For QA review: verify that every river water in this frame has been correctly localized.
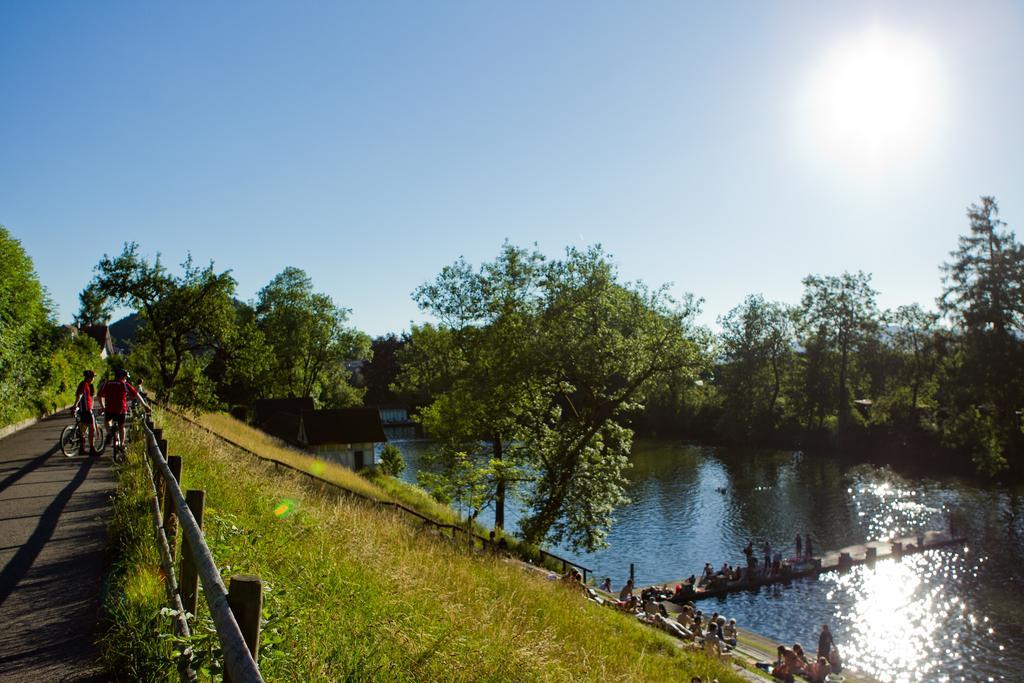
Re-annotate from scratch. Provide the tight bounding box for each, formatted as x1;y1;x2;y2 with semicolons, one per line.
393;440;1024;681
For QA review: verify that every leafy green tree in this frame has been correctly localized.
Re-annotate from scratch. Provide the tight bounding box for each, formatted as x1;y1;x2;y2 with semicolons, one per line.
362;333;409;405
377;443;406;477
91;243;237;407
73;282;113;327
938;197;1024;472
884;304;940;419
204;302;275;409
0;226;53;424
518;247;709;550
404;244;709;549
716;295;793;439
796;271;880;430
404;244;548;529
254;267;369;406
940;197;1024;336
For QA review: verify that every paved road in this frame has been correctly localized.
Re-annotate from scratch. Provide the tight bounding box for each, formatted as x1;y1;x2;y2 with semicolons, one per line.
0;411;116;682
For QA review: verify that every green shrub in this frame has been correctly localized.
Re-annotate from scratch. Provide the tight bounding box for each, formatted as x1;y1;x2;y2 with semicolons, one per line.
378;443;406;477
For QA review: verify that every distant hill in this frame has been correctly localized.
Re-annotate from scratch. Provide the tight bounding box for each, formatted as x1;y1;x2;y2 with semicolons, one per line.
109;313;143;348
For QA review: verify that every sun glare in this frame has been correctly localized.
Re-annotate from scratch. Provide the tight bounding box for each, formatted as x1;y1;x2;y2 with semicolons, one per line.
801;27;945;174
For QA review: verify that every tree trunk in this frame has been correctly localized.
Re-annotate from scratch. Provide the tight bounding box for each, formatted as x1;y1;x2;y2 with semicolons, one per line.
493;437;505;530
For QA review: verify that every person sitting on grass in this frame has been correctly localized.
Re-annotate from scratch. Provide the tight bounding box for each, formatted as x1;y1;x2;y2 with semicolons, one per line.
599;577;612;592
722;618;738;647
807;656;830;683
703;622;723;655
771;645;796;683
618;578;634;602
792;643;810;671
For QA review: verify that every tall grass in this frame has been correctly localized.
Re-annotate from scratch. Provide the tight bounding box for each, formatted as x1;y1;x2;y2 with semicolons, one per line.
97;409;743;681
96;433;176;679
192;412;581;571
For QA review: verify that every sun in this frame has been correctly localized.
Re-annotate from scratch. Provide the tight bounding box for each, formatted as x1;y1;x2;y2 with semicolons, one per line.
801;27;945;173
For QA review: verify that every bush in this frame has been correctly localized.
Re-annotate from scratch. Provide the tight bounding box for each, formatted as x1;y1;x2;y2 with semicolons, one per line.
378;443;405;477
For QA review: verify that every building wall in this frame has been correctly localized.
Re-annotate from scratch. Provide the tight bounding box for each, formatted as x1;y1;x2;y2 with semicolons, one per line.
312;442;378;470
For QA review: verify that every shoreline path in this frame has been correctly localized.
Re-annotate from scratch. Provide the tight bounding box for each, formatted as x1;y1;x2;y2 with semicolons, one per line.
0;411;115;682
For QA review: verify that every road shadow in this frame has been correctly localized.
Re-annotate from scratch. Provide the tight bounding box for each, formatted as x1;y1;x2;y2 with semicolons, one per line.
0;443;62;495
0;457;96;607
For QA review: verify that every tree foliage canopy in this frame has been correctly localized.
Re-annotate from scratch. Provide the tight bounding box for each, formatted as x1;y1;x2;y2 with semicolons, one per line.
92;243;237;406
255;267;370;406
403;243;709;550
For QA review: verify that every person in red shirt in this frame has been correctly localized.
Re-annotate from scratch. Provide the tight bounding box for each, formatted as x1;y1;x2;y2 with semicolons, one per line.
100;368;150;453
74;369;98;455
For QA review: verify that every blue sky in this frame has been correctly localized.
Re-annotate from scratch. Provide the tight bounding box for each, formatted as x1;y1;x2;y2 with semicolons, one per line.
2;1;1022;335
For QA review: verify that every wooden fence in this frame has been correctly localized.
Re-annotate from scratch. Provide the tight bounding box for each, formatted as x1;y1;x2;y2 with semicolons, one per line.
138;415;265;683
163;406;593;583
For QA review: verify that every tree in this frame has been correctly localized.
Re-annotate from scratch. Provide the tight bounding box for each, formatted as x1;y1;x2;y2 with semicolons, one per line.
362;333;409;405
0;226;52;424
938;197;1024;472
940;197;1024;336
886;304;939;415
517;247;709;550
796;271;879;430
403;244;710;550
403;244;548;529
91;243;237;406
73;282;113;327
254;267;369;406
204;301;275;409
716;295;793;438
377;443;406;477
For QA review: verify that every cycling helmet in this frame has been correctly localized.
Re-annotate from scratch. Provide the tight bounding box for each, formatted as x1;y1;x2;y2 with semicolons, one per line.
83;369;95;379
114;368;129;380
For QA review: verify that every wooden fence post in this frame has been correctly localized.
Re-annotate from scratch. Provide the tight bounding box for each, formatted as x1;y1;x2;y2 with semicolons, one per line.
225;575;263;683
163;455;183;547
179;489;205;618
149;428;163;495
629;563;635;585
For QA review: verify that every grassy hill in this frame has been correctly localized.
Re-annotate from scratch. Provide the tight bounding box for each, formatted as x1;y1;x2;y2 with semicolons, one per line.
99;409;744;681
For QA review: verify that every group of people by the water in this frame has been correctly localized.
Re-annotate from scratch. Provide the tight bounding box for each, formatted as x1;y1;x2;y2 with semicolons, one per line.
589;577;741;658
572;572;846;679
758;624;841;683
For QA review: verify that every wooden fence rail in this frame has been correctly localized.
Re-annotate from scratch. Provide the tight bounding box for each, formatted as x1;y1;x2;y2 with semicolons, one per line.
137;416;265;683
162;406;593;582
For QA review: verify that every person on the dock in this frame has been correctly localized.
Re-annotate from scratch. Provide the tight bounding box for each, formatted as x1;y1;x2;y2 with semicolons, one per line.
618;578;634;602
763;541;772;571
816;624;834;660
795;534;802;558
804;534;813;560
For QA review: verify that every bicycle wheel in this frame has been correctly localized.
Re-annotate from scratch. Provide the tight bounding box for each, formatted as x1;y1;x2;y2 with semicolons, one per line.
60;425;80;457
93;424;107;454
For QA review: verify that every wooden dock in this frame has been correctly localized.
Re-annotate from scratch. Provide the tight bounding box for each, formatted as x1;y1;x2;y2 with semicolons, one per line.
646;530;966;601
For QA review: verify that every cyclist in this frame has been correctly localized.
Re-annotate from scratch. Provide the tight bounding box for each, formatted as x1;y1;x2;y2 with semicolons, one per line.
74;369;98;455
99;368;150;454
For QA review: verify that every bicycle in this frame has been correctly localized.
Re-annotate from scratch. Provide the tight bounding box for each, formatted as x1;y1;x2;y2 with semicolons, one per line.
60;408;107;457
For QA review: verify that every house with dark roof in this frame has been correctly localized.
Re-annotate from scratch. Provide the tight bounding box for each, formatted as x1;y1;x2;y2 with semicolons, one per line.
253;397;315;441
79;325;115;358
298;408;387;470
376;404;421;440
